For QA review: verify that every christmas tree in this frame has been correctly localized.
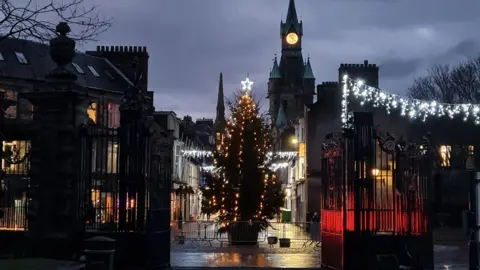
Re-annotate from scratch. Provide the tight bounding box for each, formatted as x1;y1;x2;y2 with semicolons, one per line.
201;77;285;236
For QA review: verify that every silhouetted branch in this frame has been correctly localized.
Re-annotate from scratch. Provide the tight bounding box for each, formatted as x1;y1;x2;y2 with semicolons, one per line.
0;0;112;44
407;57;480;103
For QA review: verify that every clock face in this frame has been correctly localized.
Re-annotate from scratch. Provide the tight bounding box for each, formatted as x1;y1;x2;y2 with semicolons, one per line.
286;32;298;45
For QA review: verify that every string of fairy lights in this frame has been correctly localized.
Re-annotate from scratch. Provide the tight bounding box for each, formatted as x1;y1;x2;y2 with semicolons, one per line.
183;149;297;172
342;74;480;128
215;77;271;221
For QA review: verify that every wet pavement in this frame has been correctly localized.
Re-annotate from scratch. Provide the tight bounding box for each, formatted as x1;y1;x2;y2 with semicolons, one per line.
171;252;322;268
171;245;468;269
170;227;473;269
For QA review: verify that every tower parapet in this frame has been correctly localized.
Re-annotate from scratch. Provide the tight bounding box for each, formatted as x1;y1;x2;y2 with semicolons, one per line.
338;60;379;87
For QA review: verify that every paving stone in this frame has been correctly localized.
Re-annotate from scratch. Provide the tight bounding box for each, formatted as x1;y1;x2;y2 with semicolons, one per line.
170;226;472;269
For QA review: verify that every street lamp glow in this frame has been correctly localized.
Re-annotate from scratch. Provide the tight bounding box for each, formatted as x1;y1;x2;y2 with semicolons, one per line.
291;138;299;145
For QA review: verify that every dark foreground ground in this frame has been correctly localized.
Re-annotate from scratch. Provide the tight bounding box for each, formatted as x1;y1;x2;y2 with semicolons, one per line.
0;228;470;269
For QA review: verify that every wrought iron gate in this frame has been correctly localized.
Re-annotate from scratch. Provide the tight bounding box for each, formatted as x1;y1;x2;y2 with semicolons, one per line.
320;112;434;270
79;121;172;268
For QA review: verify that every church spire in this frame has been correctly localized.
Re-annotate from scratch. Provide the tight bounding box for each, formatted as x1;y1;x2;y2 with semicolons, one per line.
286;0;299;25
281;0;302;35
215;72;225;132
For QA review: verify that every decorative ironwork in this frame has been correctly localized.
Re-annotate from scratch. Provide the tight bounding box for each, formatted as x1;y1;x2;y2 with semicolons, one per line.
374;127;396;154
46;22;77;81
120;57;149;112
321;114;434;270
1;144;30;165
322;132;342;151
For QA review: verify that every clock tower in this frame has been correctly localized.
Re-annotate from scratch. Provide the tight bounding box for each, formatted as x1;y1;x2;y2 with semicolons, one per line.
268;0;315;125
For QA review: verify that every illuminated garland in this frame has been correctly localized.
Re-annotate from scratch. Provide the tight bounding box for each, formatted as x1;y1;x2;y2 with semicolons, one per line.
183;150;297;159
342;74;480;128
182;150;213;158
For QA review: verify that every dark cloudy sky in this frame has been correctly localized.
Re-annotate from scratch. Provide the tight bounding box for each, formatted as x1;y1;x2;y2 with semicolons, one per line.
84;0;480;120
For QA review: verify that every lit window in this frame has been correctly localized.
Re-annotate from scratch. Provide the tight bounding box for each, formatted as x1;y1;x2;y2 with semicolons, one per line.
0;52;4;61
87;103;97;123
72;62;84;74
87;65;100;77
1;140;30;175
0;89;17;119
107;142;118;174
439;145;451;167
107;103;120;128
14;52;28;64
468;145;474;155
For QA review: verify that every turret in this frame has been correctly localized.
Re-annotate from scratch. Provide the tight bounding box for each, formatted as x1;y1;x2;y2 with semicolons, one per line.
268;55;282;94
317;81;339;105
338;60;379;88
268;55;283;120
302;56;315;105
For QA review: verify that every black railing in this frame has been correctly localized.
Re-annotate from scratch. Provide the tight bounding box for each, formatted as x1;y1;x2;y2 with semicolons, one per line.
0;140;30;231
79;124;163;232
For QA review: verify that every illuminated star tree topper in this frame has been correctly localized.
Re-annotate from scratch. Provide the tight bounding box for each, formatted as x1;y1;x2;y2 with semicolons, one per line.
241;75;254;94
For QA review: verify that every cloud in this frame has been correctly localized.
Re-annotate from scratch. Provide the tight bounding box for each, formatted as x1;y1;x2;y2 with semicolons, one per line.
379;58;424;79
74;0;480;119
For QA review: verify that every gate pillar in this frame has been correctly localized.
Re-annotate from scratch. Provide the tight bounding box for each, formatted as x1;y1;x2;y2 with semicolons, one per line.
23;22;89;259
146;130;173;269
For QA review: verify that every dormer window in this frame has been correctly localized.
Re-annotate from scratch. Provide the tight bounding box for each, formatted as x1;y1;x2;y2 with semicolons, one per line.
14;52;28;64
87;65;100;77
72;62;84;74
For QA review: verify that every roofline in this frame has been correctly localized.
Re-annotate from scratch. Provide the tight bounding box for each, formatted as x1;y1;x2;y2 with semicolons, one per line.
103;58;135;87
0;75;126;95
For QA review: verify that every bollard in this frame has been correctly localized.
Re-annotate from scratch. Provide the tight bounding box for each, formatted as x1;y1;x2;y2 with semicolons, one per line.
84;236;116;270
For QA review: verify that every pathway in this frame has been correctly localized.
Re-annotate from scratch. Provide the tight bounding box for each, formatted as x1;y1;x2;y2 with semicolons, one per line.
171;227;472;269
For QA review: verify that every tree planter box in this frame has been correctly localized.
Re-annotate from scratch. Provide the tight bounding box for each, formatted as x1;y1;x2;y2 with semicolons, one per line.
267;236;278;245
279;238;290;248
228;225;259;246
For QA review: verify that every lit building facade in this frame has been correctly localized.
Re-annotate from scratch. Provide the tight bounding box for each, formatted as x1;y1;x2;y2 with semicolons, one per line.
0;39;152;231
292;117;307;222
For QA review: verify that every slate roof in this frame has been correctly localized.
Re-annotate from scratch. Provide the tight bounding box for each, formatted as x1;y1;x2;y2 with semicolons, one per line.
269;56;282;79
303;58;314;79
0;37;131;93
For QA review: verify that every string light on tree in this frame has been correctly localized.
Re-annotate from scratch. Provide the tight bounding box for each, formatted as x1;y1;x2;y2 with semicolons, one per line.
341;74;480;127
199;76;285;236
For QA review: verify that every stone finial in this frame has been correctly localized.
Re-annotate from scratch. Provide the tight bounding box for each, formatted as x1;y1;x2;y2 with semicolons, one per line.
46;22;77;82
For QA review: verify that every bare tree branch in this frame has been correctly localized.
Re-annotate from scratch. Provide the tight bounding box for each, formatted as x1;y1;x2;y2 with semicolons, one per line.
407;56;480;103
0;0;112;45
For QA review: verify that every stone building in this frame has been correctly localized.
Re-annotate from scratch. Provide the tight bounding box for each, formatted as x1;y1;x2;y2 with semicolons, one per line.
267;0;315;126
0;37;153;231
307;60;480;226
264;0;316;222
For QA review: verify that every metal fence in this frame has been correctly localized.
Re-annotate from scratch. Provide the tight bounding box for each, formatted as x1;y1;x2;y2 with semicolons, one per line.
0;139;30;231
80;125;121;232
170;220;320;248
80;124;154;232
